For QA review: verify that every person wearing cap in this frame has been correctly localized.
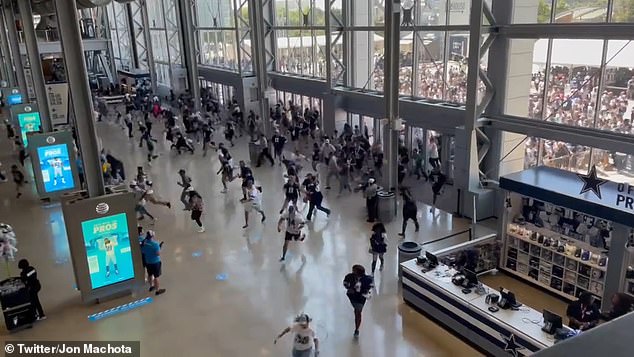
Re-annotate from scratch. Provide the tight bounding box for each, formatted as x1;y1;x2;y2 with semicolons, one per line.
277;204;306;261
274;313;319;357
187;188;205;233
141;230;166;295
364;178;379;223
177;169;193;210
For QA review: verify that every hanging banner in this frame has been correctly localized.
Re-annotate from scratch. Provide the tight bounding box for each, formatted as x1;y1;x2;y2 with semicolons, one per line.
46;83;70;126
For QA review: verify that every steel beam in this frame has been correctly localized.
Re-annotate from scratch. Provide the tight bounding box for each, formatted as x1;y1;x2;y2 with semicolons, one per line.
383;0;400;194
0;4;13;85
17;0;51;131
497;23;634;40
4;2;27;102
55;0;105;197
179;0;200;111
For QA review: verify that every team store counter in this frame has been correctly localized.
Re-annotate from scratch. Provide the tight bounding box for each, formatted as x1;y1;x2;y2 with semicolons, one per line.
401;259;559;356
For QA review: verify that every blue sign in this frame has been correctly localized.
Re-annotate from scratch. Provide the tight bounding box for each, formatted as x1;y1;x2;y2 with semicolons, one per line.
38;144;75;193
81;213;135;290
6;93;22;105
17;111;41;147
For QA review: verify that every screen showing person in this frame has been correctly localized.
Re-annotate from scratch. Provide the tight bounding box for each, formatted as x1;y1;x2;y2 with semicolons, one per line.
81;213;135;289
37;144;75;193
17;112;42;147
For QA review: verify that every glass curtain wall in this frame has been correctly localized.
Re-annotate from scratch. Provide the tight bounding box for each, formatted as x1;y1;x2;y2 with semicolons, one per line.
107;1;132;70
503;1;634;183
194;0;252;73
272;0;328;78
147;0;183;86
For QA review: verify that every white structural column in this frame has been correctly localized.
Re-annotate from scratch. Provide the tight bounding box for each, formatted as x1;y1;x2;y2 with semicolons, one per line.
350;0;372;89
497;0;540;176
383;0;400;200
0;6;13;85
17;0;51;131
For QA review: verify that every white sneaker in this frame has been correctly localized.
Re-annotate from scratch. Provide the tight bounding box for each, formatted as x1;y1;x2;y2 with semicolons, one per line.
198;226;205;233
220;188;228;193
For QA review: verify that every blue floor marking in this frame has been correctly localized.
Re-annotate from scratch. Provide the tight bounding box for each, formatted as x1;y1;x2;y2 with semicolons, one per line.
215;273;228;281
192;251;203;257
88;297;153;322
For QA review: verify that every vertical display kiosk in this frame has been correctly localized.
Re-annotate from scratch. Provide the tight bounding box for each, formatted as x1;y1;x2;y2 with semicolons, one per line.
499;166;633;311
1;87;23;106
27;131;80;199
10;103;42;148
61;192;144;303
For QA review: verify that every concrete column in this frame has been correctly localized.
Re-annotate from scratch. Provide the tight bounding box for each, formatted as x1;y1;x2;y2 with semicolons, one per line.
351;0;372;89
178;0;200;111
3;2;27;98
17;0;52;131
55;0;105;197
248;0;271;136
322;92;345;137
138;1;157;92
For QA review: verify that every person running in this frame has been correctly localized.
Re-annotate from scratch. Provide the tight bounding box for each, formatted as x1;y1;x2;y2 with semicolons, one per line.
343;265;374;338
224;122;235;147
311;143;321;171
303;173;330;221
187;187;205;232
428;136;440;170
131;181;156;223
412;148;427;180
238;161;255;199
364;178;379;223
242;181;266;228
324;153;340;190
124;112;134;138
146;137;158;165
18;259;46;320
141;230;166;295
256;134;275;167
399;188;419;237
338;158;352;196
429;167;447;215
218;155;235;194
280;177;301;214
177;169;192;210
144;180;171;209
369;223;387;275
202;124;214;157
277;205;306;261
271;130;287;165
11;164;26;198
274;313;320;357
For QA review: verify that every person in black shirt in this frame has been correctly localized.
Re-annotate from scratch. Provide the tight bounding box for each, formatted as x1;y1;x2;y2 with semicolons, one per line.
202;124;214;157
280;179;300;214
602;293;633;322
11;164;25;198
177;169;192;210
343;264;374;338
271;131;287;164
566;292;600;330
303;174;331;221
18;259;45;320
239;161;255;199
429;167;447;214
399;188;419;237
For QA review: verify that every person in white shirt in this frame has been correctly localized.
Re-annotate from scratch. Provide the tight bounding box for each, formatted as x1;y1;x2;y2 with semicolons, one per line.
256;134;274;167
428;136;440;169
274;313;319;357
277;205;305;261
242;181;266;228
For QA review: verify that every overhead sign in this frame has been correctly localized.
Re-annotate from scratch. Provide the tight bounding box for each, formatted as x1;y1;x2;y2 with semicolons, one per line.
28;130;80;198
46;83;69;126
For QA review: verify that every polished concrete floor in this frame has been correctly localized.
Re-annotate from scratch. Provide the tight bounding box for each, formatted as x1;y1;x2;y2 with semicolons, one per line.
0;118;499;356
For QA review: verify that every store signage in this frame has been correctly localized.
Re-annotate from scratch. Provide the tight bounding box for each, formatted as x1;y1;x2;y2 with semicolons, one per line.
17;110;42;148
46;83;69;126
80;213;134;290
577;165;634;210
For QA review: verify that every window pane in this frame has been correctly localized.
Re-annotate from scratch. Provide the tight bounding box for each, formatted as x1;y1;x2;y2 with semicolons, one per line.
554;0;608;23
593;149;634;185
445;32;468;103
400;31;413;96
504;39;547;118
147;0;164;28
415;31;445;99
196;0;235;28
539;139;590;174
545;39;602;128
512;0;552;24
597;40;634;134
448;0;469;25
611;0;634;22
418;0;447;26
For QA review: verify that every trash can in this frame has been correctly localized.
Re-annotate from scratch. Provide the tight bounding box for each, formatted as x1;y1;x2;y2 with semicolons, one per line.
0;278;36;331
248;142;260;165
377;190;396;223
398;241;422;279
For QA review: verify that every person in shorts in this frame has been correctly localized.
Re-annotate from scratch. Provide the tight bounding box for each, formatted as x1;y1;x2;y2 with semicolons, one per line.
277;205;305;261
274;313;320;357
141;230;166;296
343;264;374;338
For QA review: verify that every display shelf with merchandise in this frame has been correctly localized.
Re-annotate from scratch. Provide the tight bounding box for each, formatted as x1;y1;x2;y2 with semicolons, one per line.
504;224;607;305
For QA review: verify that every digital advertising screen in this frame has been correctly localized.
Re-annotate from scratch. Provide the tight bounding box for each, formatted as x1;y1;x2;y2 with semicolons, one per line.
37;144;75;193
81;213;135;290
6;93;22;105
17;112;42;147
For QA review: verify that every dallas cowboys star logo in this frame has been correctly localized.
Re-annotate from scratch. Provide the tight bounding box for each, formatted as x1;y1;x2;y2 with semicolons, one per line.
576;165;607;199
501;333;525;357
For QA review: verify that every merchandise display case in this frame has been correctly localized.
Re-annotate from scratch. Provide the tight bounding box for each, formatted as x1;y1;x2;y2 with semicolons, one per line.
499;167;634;312
433;234;500;274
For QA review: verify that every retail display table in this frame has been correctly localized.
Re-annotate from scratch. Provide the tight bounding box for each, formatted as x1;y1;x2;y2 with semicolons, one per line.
401;259;561;356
